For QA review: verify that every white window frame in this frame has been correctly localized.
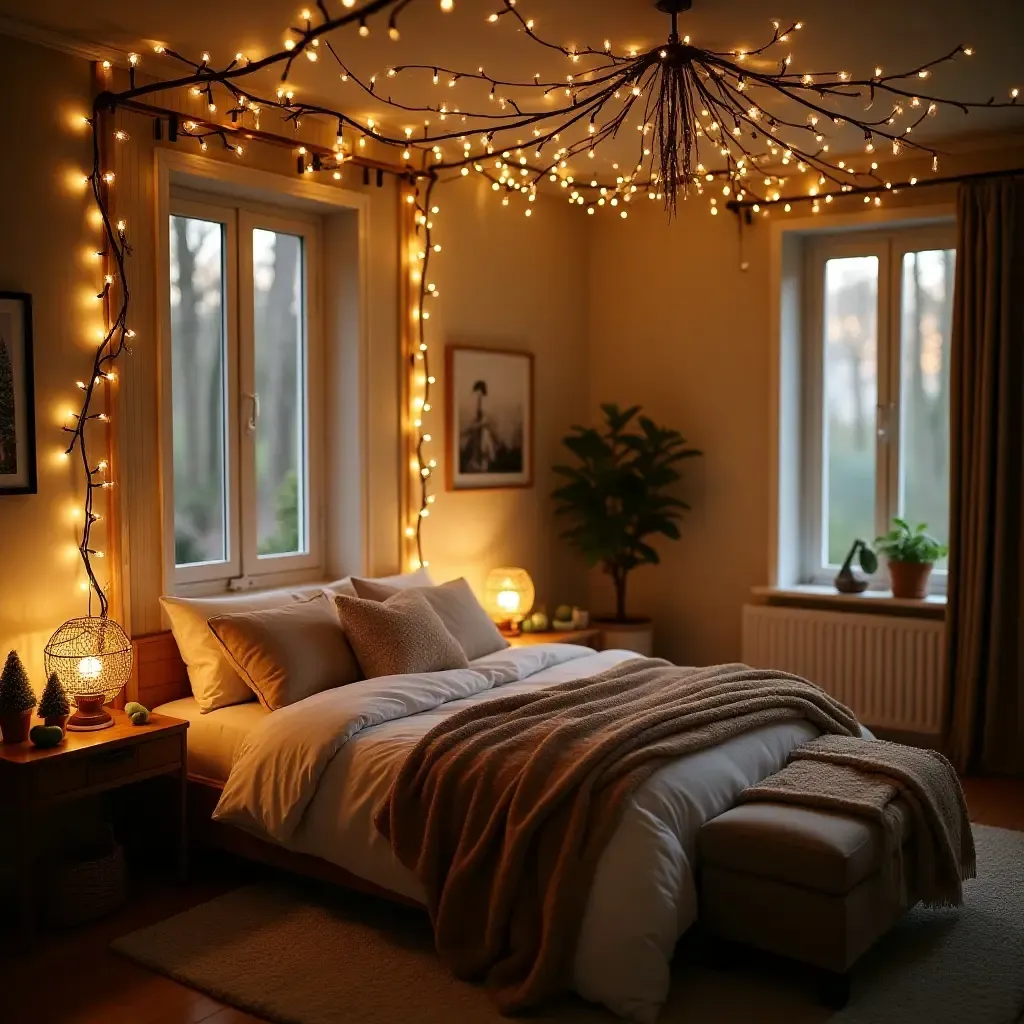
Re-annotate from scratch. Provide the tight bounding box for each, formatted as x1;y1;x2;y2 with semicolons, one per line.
801;223;955;591
162;188;324;592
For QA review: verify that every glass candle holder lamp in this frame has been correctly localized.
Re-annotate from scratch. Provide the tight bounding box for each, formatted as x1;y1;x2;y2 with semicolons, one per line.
484;567;536;633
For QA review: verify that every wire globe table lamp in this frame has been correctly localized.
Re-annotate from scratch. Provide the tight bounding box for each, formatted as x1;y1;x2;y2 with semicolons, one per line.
44;617;134;731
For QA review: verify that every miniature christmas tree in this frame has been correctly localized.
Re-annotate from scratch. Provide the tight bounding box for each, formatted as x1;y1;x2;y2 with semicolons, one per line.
0;651;36;713
38;672;70;720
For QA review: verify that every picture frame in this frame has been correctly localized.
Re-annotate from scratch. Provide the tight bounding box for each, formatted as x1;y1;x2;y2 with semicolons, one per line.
446;346;534;491
0;292;36;496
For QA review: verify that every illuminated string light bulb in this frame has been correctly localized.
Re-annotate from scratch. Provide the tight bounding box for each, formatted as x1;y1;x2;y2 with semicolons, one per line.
358;18;369;37
440;0;454;9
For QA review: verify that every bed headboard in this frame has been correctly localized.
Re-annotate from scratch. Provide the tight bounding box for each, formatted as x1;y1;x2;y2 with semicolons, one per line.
130;631;191;709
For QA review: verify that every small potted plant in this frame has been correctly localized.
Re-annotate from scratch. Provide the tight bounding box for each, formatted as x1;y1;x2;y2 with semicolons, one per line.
834;539;878;594
0;650;37;744
553;403;701;655
875;518;948;599
38;672;71;733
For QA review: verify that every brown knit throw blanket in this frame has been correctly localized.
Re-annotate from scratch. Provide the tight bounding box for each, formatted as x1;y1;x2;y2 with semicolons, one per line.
374;659;860;1013
741;735;976;908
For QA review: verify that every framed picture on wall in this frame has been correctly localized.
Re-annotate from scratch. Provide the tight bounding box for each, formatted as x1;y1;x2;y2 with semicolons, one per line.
0;292;36;496
446;346;533;491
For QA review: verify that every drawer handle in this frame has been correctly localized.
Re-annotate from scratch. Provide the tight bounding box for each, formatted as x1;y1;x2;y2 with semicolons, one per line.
95;748;134;765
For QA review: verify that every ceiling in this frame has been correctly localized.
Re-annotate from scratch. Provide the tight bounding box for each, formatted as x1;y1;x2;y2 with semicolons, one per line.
4;0;1023;173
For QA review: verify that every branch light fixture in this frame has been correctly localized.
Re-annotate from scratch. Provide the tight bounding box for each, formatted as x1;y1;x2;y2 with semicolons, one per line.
58;0;1020;606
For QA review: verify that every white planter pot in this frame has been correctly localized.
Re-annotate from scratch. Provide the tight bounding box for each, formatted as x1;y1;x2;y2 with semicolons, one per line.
598;621;654;657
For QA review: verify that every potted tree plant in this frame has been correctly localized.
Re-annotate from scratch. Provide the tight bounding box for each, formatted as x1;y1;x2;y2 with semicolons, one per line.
38;672;71;733
875;518;948;599
553;404;701;655
0;650;37;744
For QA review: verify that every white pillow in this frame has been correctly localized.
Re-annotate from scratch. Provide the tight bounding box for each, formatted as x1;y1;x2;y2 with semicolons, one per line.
161;587;314;712
321;567;434;599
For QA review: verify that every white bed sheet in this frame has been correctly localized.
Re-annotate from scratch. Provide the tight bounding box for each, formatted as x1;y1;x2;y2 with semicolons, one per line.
155;697;268;783
214;645;828;1021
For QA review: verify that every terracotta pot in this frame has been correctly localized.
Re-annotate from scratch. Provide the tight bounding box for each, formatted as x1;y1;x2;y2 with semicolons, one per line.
888;561;933;600
44;715;70;733
0;709;32;745
595;619;654;657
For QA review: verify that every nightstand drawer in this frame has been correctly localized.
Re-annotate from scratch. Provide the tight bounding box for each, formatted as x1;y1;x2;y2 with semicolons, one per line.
33;758;86;799
87;745;139;787
138;736;182;772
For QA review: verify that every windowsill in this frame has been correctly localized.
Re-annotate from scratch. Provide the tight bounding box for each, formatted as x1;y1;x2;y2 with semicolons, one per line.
752;585;947;619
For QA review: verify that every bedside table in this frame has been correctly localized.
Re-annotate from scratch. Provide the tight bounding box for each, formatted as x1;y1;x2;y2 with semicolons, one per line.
505;628;602;649
0;709;188;941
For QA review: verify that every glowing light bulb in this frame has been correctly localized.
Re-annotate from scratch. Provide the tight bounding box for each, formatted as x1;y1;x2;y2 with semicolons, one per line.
78;656;103;682
440;0;454;9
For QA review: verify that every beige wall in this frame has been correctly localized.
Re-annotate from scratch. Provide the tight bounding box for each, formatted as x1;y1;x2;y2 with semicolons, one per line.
0;39;96;686
414;175;590;612
587;202;772;666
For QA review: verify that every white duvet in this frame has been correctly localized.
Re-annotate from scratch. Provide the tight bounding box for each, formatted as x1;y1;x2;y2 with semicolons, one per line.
214;645;822;1022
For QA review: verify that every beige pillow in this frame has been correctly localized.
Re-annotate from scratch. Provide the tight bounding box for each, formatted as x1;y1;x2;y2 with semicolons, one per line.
352;577;508;662
321;566;435;600
334;590;469;679
161;587;316;712
208;595;362;712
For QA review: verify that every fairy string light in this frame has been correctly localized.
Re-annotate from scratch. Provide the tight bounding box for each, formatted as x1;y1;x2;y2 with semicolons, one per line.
65;0;1022;606
67;0;450;614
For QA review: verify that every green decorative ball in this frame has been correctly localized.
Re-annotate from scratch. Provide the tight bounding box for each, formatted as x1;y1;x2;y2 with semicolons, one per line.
29;725;64;749
519;617;535;633
130;709;150;726
530;611;549;632
555;605;573;623
124;701;148;717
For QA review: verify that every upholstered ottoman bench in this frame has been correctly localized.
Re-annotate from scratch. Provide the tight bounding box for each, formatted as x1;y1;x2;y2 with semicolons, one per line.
697;801;915;1007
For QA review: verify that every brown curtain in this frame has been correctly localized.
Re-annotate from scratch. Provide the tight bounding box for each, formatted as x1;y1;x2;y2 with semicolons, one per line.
945;176;1024;776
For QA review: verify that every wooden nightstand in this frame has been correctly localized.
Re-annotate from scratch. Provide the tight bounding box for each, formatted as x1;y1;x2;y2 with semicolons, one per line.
504;628;603;649
0;710;188;941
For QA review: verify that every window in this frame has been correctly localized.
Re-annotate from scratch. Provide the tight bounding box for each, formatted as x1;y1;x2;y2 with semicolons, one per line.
802;226;955;587
165;192;321;588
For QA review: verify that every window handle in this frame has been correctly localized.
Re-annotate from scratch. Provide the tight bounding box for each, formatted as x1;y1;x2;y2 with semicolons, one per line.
244;392;260;435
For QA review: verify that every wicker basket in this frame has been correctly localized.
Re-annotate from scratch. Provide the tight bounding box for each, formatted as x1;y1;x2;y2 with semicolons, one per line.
45;834;127;928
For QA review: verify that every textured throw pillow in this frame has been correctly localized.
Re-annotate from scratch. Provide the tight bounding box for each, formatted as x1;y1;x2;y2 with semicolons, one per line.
334;590;469;679
161;587;316;713
352;577;508;662
208;594;362;712
321;566;435;600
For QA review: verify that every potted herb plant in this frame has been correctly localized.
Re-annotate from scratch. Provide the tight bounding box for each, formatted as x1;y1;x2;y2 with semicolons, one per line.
553;403;701;655
875;518;948;599
0;650;37;744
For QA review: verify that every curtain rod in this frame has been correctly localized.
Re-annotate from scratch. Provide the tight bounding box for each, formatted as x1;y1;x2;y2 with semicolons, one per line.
727;166;1024;219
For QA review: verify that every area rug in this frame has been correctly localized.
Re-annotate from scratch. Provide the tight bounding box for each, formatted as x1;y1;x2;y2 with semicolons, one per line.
112;825;1024;1024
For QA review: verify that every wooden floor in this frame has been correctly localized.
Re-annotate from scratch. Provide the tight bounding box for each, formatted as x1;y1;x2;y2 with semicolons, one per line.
1;777;1022;1024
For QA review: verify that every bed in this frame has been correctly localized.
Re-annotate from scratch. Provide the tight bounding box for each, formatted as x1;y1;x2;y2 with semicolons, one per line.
140;631;824;1022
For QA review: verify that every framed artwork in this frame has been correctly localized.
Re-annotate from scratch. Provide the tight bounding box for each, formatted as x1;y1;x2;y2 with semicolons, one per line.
446;346;533;491
0;292;36;496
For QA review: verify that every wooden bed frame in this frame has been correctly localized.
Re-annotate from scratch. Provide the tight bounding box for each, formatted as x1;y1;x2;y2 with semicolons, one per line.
130;631;420;907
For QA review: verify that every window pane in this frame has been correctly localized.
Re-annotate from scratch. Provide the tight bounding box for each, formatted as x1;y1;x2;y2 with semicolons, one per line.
252;228;307;558
899;249;954;568
169;215;228;567
822;256;878;565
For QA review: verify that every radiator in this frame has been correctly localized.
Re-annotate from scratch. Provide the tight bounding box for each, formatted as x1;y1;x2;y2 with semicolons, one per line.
741;605;946;733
